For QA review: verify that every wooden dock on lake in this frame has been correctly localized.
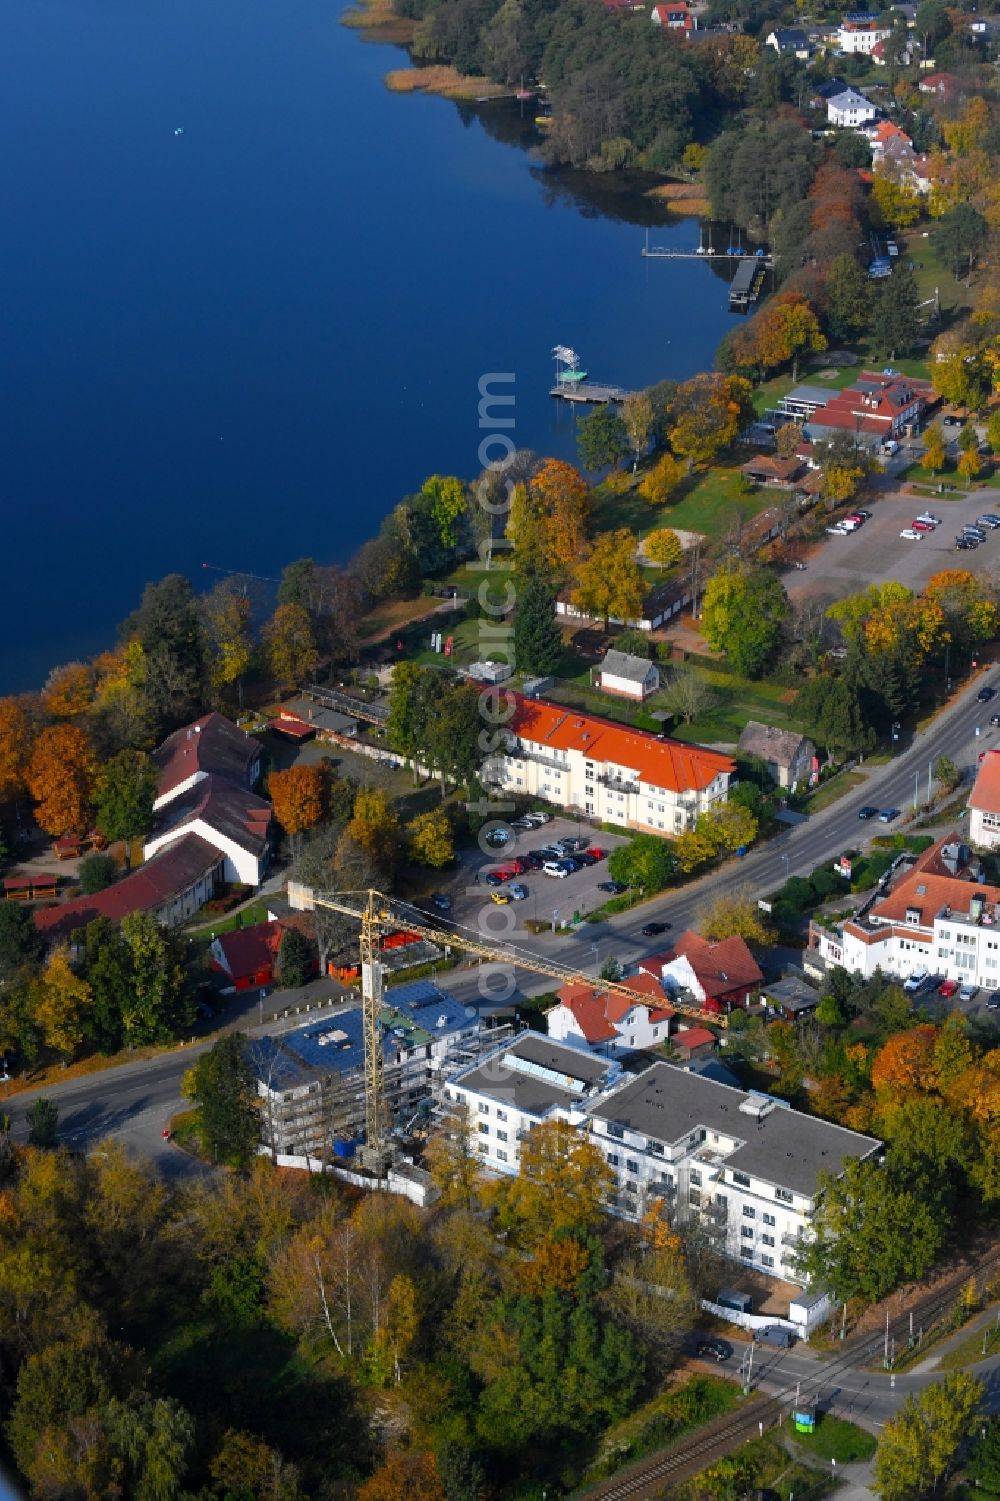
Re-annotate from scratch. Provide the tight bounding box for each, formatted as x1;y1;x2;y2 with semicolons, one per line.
549;380;634;404
641;247;774;267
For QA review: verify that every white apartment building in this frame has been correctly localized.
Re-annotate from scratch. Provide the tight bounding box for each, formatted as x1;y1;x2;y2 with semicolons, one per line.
486;694;734;835
970;750;1000;850
838;14;892;52
812;835;1000;990
446;1034;880;1284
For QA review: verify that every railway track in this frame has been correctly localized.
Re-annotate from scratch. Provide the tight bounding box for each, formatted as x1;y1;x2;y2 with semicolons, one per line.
577;1239;1000;1501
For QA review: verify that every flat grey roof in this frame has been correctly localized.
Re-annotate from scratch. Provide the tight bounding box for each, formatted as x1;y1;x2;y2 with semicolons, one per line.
588;1063;879;1198
456;1034;612;1118
782;385;832;407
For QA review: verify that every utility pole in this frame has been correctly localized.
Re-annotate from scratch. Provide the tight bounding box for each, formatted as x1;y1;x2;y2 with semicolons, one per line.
884;1309;891;1367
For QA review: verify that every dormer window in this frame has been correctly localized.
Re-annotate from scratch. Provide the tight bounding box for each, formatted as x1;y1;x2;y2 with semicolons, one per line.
905;906;921;925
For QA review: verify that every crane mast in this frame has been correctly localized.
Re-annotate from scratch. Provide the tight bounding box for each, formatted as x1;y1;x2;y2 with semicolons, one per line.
307;888;725;1174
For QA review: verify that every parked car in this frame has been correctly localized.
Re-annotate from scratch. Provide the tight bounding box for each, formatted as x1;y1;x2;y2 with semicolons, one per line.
520;851;543;870
482;872;502;887
965;525;988;541
879;807;901;823
587;846;607;860
696;1338;733;1363
523;811;551;826
882;439;900;456
827;523;850;536
978;515;1000;530
560;856;583;872
430;893;452;912
900;528;924;541
911;519;935;532
978;686;996;703
511;816;534;831
858;805;879;820
841;516;862;532
641;920;670;937
543;861;571;878
956;536;978;551
990;715;1000;728
484;827;512;848
987;991;1000;1010
942;415;963;429
559;836;590;853
959;984;978;1003
904;968;930;993
508;883;528;901
854;508;872;519
490;889;511;904
536;847;562;862
573;851;597;867
754;1326;796;1349
915;512;941;527
598;880;626;894
937;978;959;998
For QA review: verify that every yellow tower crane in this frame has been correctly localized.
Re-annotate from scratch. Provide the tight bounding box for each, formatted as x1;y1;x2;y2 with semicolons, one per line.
308;888;727;1174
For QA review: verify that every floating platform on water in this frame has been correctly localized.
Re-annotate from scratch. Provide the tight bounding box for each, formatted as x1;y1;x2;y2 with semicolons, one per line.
549;381;634;404
728;257;768;308
641;248;774;267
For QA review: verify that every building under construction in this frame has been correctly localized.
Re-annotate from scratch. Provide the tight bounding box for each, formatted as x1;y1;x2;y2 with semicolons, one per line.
250;979;513;1162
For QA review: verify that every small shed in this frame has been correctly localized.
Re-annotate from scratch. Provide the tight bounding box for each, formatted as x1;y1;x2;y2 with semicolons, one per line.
467;660;513;685
763;975;821;1022
597;650;660;702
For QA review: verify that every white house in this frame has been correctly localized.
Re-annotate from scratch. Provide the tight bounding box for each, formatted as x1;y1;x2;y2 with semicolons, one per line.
153;712;262;812
827;88;877;127
446;1033;881;1284
642;931;763;1013
143;776;273;886
811;834;1000;991
969;751;1000;850
597;650;660;702
838;13;892;52
766;27;811;56
545;975;676;1053
485;693;734;835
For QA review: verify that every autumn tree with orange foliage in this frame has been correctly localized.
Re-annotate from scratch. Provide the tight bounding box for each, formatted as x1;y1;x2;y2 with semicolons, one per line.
508;459;591;579
41;662;95;719
0;697;33;802
870;1023;939;1100
359;1450;446;1501
518;1231;593;1299
269;765;327;844
26;723;97;836
728;292;827;381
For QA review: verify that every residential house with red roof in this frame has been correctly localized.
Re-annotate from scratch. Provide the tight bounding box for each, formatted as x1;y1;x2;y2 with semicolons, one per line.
144;775;273;886
487;694;734;834
153;712;262;812
211;916;318;990
640;931;763;1013
36;835;225;941
545;974;675;1053
970;749;1000;850
651;2;696;30
805;371;933;449
811;834;1000;988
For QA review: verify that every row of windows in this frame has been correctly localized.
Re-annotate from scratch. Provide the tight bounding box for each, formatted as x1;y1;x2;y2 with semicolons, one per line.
742;1207;777;1225
477;1103;507;1121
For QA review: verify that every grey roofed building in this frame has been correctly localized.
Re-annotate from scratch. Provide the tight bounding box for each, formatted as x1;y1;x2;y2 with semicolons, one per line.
588;1063;879;1199
454;1032;618;1119
737;720;816;789
768;26;809;48
763;975;822;1020
278;698;359;736
601;649;657;684
776;384;836;420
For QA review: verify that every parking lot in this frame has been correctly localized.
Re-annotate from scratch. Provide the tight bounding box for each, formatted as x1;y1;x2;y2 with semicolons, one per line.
438;815;633;934
789;487;1000;610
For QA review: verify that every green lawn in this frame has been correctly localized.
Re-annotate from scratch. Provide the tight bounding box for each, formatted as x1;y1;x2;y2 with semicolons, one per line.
787;1414;876;1464
938;1315;1000;1370
804;769;868;815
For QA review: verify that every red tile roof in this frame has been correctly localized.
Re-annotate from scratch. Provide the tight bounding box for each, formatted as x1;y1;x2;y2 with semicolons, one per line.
665;930;763;1000
216;921;283;979
151;776;273;856
551;975;674;1043
35;834;222;940
971;750;1000;814
154;713;260;801
862;833;1000;927
509;695;734;794
673;1026;717;1052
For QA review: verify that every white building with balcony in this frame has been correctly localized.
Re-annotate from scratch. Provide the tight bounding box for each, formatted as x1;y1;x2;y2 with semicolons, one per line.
838;14;892;52
485;694;734;835
811;834;1000;990
445;1033;880;1284
970;750;1000;851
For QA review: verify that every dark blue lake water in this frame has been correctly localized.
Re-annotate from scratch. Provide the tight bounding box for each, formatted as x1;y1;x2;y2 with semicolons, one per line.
1;0;738;691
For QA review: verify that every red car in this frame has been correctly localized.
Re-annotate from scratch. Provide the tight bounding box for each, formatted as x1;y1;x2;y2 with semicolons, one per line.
938;979;959;998
586;846;607;860
911;519;935;532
